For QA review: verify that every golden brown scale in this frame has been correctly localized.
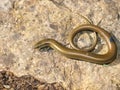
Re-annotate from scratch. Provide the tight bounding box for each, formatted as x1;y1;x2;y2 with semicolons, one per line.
34;24;117;64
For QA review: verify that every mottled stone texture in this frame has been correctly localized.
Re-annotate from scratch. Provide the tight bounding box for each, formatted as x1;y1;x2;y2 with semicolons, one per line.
0;70;64;90
0;0;120;90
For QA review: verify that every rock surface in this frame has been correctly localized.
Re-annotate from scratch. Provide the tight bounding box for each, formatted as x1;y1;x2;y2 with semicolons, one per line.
0;0;120;90
0;70;64;90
